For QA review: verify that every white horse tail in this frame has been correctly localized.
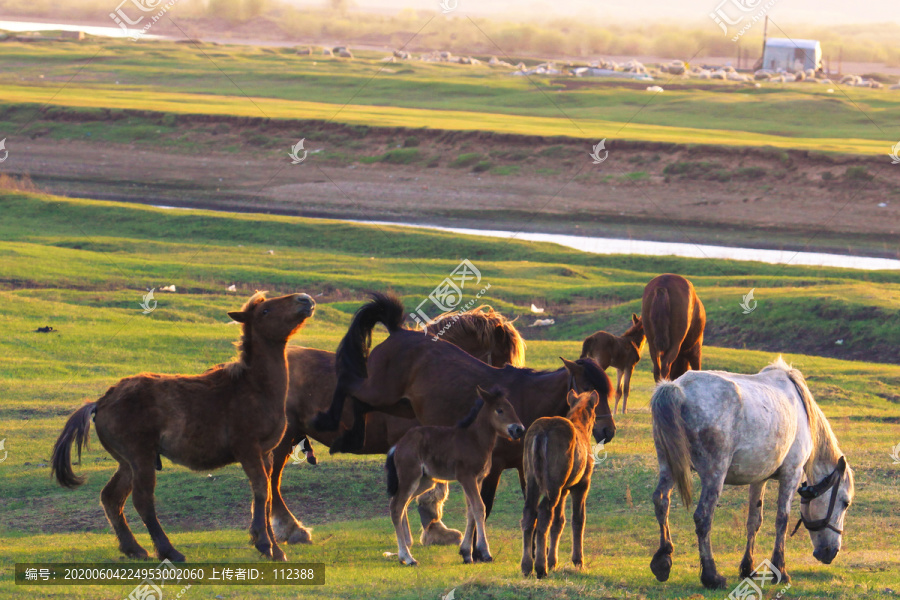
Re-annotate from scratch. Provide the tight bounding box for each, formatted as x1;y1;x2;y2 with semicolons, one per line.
651;382;692;507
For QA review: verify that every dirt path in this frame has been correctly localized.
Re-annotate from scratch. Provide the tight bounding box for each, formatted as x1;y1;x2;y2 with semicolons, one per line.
7;127;899;259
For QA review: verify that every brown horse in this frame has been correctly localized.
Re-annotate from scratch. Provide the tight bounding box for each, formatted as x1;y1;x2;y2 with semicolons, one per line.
312;293;615;558
51;292;315;562
521;389;600;578
386;386;525;566
641;274;705;382
580;313;646;414
270;305;527;547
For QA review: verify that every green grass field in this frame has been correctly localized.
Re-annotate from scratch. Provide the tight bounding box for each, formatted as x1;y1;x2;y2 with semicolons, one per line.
0;38;896;154
1;191;899;599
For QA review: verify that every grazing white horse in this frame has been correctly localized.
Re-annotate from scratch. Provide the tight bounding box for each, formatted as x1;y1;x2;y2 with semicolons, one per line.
649;357;855;589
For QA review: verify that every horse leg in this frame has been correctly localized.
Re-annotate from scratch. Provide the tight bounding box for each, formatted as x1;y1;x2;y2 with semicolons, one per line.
263;452;287;561
694;470;728;589
459;491;477;564
460;476;492;563
237;450;279;559
390;478;420;566
740;481;767;578
688;344;701;371
270;435;313;545
769;469;804;583
130;457;184;562
613;368;624;415
570;481;590;569
329;397;369;454
621;365;635;414
650;468;675;581
468;465;502;562
417;482;463;546
534;493;557;579
520;477;540;576
101;463;148;559
670;354;690;381
547;488;569;572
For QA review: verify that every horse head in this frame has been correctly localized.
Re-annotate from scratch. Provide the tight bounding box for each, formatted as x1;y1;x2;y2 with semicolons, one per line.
796;455;855;564
560;357;616;443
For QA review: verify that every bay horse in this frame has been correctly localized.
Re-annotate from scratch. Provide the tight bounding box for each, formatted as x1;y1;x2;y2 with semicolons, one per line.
641;274;705;382
51;292;315;562
270;305;527;547
580;313;645;414
386;386;525;566
649;357;855;589
312;292;615;556
521;389;600;578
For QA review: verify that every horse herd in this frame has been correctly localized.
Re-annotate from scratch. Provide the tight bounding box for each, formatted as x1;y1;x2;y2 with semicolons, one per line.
51;273;855;589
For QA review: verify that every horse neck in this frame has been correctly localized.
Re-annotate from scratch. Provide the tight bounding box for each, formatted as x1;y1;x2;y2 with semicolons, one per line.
497;368;569;426
466;407;501;452
245;337;290;399
805;403;842;480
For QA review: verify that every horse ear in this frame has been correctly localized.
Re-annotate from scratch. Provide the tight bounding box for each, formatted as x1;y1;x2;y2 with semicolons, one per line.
476;385;496;403
228;311;249;323
587;390;600;408
632;313;640;324
566;389;579;408
560;357;580;374
837;456;847;474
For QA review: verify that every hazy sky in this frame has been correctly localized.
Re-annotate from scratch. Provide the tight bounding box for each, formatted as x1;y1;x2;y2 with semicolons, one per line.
303;0;900;24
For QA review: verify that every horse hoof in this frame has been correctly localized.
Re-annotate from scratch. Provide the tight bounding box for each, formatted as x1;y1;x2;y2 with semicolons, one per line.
159;549;186;563
474;553;493;564
122;545;149;560
536;568;547;579
521;563;533;577
701;573;727;590
255;542;274;558
739;558;753;579
287;527;313;545
272;546;288;562
650;551;672;582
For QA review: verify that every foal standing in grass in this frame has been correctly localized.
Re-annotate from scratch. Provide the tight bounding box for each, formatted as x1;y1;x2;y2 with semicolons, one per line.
581;314;645;414
521;389;600;578
385;386;525;566
51;292;315;562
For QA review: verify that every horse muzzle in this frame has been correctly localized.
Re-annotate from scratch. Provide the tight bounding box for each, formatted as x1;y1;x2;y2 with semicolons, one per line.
507;424;526;440
294;293;316;315
594;426;615;444
813;546;838;564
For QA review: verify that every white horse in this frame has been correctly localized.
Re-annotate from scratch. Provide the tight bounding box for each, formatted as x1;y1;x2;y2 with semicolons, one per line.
649;357;855;589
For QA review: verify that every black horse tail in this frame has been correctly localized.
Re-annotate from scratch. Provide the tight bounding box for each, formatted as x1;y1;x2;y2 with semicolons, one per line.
650;288;671;351
312;292;406;432
385;447;399;497
650;382;692;508
51;402;97;489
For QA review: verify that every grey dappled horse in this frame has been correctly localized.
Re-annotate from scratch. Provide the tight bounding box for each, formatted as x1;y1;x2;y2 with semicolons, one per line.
649;357;855;589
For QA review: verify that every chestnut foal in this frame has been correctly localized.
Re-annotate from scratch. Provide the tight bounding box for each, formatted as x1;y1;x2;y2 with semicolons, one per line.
521;389;600;578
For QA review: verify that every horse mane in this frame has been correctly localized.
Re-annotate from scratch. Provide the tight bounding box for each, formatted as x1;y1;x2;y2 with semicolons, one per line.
426;305;526;367
224;291;268;379
456;398;485;429
764;356;842;474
